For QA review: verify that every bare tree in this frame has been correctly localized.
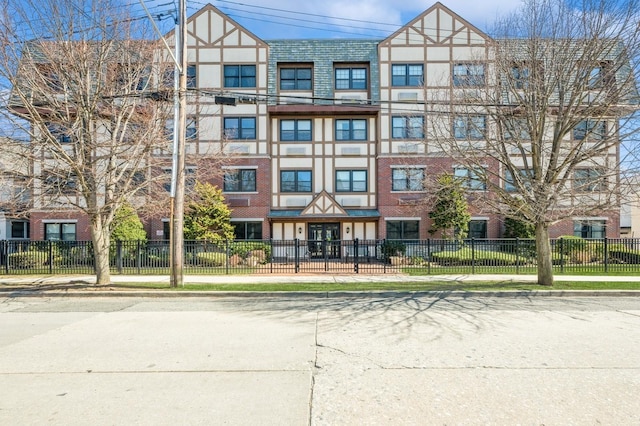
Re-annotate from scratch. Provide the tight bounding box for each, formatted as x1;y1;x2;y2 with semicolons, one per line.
427;0;640;285
0;137;31;218
0;0;173;284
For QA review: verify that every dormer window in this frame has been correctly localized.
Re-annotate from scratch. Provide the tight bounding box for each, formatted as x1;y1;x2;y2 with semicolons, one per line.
335;66;367;90
280;66;312;90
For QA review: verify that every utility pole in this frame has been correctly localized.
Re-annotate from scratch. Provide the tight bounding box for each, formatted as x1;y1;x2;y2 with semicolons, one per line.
169;0;187;287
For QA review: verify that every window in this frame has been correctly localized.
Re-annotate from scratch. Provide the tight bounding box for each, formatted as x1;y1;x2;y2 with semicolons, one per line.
116;170;146;195
386;220;419;240
164;117;197;140
453;115;486;139
224;169;256;192
453;64;485;86
224;65;256;88
280;67;312;90
280;170;312;192
392;116;424;139
45;223;76;241
586;62;613;89
10;221;29;239
113;64;150;92
46;123;72;143
162;167;196;192
12;177;30;204
163;220;170;240
574;168;605;192
574;220;605;238
233;221;263;240
186;65;196;88
335;67;367;90
335;170;367;192
44;172;76;195
391;64;423;86
280;119;312;141
392;168;424;191
468;220;488;239
224;117;256;140
573;120;606;140
503;117;531;140
504;168;530;192
186;118;197;140
454;167;486;190
511;64;531;89
163;64;196;88
335;119;367;141
38;65;62;92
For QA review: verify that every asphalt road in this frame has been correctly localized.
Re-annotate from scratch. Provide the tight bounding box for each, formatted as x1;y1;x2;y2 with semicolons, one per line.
1;295;639;425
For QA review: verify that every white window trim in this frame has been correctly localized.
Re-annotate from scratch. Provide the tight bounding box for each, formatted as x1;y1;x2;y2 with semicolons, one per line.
573;216;608;221
384;217;421;221
42;219;79;224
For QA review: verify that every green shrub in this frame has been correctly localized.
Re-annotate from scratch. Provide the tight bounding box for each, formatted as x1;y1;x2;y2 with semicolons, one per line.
64;245;94;266
195;252;227;267
229;241;272;262
381;241;406;260
555;236;587;256
430;248;520;266
551;252;570;265
608;245;640;264
8;251;46;268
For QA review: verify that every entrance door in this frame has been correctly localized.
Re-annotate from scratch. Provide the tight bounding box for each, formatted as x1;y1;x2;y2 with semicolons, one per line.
308;223;341;259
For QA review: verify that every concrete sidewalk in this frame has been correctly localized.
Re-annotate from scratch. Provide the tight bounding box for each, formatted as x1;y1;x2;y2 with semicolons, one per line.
1;273;640;298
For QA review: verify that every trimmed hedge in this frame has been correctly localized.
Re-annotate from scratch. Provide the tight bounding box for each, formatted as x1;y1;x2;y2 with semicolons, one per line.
430;247;521;266
8;251;47;268
195;252;227;267
607;245;640;264
229;241;271;263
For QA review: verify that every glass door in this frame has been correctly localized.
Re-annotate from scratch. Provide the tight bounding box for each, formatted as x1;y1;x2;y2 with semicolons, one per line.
308;223;341;259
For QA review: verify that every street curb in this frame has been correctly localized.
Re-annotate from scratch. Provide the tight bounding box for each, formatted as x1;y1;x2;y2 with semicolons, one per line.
2;289;640;298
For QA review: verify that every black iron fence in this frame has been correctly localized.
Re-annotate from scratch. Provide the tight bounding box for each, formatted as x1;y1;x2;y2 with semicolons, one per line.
2;237;640;275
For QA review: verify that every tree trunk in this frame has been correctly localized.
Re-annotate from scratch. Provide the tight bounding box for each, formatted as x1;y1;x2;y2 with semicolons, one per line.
535;222;554;286
91;219;111;285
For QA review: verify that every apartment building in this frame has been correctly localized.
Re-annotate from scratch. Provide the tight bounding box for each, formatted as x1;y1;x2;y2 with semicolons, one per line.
0;138;30;240
17;2;633;244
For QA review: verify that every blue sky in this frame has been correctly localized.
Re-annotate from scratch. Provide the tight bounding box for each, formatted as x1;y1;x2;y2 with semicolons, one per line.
134;0;524;40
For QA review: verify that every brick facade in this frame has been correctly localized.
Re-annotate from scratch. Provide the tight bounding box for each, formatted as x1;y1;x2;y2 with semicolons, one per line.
23;3;625;243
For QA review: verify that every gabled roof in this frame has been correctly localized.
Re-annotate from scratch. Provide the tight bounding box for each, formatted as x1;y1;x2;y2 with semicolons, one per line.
379;2;492;47
166;3;267;48
301;190;347;217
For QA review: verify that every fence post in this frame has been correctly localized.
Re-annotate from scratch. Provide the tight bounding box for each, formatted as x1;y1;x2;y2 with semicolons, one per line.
559;237;564;273
604;237;608;273
471;238;476;274
225;240;230;275
354;238;359;273
116;241;122;274
136;240;141;275
427;238;431;275
48;240;53;274
295;238;300;273
382;239;387;274
515;238;520;275
3;240;8;274
269;238;273;273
